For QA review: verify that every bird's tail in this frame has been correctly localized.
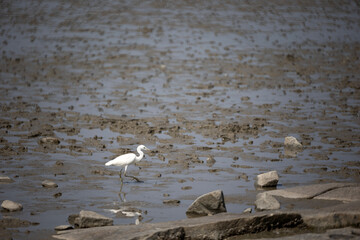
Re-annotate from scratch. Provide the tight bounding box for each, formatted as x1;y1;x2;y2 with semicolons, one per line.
105;160;113;166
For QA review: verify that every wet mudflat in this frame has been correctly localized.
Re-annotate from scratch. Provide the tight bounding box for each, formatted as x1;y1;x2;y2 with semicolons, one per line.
0;0;359;239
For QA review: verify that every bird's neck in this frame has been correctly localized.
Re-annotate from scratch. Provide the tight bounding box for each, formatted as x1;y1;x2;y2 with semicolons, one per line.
135;150;144;162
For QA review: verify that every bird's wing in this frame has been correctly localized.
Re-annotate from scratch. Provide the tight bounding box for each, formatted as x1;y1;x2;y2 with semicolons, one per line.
105;153;136;166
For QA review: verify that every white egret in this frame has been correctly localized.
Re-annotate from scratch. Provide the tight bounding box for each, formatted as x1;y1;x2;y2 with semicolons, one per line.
105;145;150;182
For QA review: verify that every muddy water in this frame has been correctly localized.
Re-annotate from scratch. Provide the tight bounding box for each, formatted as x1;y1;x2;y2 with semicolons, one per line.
1;0;360;238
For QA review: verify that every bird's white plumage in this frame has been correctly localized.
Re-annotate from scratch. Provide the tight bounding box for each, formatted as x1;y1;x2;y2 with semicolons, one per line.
105;153;137;167
105;145;150;182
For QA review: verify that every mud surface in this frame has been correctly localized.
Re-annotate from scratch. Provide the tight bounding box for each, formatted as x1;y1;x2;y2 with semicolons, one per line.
1;0;360;239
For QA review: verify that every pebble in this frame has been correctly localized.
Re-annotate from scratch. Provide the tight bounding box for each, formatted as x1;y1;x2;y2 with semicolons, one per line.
243;208;252;213
55;225;73;231
53;192;62;198
1;200;23;212
42;180;58;188
206;156;216;167
40;137;60;145
0;176;14;183
163;199;181;205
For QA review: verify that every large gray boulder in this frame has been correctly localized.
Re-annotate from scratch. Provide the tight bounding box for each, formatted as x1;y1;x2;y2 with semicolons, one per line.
256;171;279;187
186;190;227;217
73;210;113;228
255;192;280;210
1;200;23;212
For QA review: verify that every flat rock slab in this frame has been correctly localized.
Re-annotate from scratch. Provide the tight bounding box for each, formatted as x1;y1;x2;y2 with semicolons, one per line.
54;212;303;240
270;227;360;240
54;205;360;240
313;186;360;202
55;225;74;231
267;183;358;200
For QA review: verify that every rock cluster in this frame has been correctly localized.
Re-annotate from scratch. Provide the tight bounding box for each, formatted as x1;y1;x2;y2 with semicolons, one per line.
0;175;14;183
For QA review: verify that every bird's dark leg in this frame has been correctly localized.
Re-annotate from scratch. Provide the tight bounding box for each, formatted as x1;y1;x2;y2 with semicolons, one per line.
119;169;124;183
118;181;126;202
123;165;142;182
124;172;141;182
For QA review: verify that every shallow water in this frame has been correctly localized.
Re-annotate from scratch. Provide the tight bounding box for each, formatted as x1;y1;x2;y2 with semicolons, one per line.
0;0;359;238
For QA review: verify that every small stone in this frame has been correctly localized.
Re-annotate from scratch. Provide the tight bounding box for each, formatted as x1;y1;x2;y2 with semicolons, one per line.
163;199;180;205
53;192;62;198
1;200;23;212
55;225;73;231
42;180;58;188
284;136;302;149
255;193;280;210
55;160;64;166
206;156;216;167
186;190;227;217
243;207;252;213
256;171;279;188
0;176;14;183
40;137;60;145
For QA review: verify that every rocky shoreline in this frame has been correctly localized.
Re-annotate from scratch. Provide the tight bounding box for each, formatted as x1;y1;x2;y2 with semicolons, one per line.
52;182;360;240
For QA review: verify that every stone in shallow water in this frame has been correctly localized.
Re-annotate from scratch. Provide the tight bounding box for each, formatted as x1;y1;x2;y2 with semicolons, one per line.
284;136;302;149
0;176;14;183
1;200;23;212
42;180;58;188
256;170;279;187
